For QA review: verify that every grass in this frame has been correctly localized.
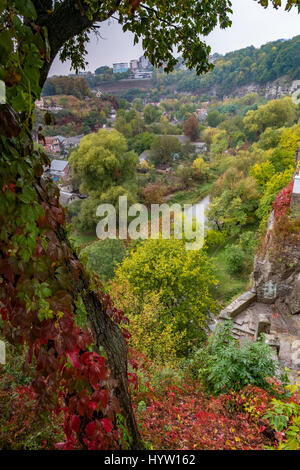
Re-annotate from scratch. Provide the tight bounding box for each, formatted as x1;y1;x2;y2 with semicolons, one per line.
70;230;98;249
209;247;251;305
168;181;213;206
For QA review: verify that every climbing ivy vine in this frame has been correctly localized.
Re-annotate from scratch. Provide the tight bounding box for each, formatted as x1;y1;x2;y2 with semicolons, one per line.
0;1;135;450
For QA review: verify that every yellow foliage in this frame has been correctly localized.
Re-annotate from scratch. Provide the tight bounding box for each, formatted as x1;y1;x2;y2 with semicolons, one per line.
128;293;185;365
109;280;185;365
192;157;205;170
139;159;151;170
279;128;299;153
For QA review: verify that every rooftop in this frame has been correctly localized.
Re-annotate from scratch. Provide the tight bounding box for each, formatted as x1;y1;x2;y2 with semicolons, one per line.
50;160;69;172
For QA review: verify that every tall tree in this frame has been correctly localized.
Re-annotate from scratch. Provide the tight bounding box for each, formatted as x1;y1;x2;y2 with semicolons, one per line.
0;0;298;450
183;115;200;141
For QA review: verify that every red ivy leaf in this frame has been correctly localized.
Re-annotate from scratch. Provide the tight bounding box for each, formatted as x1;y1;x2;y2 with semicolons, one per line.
66;347;80;369
101;418;112;434
70;414;80;433
85;421;97;439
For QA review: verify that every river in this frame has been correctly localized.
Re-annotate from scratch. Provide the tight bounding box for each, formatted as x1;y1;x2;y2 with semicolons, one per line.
184;194;210;228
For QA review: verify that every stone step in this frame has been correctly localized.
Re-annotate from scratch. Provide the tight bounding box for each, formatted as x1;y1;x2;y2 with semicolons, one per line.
219;291;257;319
232;324;255;335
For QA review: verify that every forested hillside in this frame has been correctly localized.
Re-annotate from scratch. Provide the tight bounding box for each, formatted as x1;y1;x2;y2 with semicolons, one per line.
42;35;300;103
153;35;300;97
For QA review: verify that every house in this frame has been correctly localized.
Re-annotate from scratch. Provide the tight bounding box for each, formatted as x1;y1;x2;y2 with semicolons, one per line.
49;160;70;181
63;134;84;150
35;97;45;109
46;105;63;113
41;135;66;154
43;136;55;152
113;62;129;74
196;108;208;122
52;135;66;153
107;110;117;122
138;55;151;70
130;59;138;71
193;142;207;153
159;135;190;145
133;71;153;79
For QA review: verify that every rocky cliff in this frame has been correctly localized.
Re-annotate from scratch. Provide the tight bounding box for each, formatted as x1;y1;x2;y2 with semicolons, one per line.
222;78;300;102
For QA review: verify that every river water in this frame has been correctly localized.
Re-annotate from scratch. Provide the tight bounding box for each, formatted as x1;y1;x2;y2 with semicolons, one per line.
184;195;210;228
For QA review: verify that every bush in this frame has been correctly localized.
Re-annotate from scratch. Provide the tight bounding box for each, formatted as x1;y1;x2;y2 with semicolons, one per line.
82;239;126;281
263;383;300;450
205;229;227;249
190;320;280;396
238;230;257;256
0;342;63;449
224;244;246;274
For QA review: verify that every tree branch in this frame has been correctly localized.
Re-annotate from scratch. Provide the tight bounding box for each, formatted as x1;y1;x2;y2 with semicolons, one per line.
36;0;121;87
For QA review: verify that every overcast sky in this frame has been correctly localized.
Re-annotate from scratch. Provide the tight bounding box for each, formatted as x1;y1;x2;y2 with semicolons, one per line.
50;0;300;76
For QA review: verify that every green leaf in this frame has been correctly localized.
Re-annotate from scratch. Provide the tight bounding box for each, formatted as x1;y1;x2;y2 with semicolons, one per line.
0;0;6;15
0;31;13;62
14;0;37;19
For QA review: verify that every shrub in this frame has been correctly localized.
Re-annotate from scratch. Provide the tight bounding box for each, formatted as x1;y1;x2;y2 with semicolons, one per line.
239;231;257;255
205;229;227;249
256;168;294;222
190;320;280;396
224;244;246;274
141;181;167;206
264;383;300;450
81;239;126;281
0;342;64;449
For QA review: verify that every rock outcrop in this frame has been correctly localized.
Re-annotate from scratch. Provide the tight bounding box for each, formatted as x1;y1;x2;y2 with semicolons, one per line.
222;78;300;102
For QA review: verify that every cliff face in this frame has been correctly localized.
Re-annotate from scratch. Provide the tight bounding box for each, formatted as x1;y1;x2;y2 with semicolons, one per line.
254;149;300;333
222;78;300;101
254;213;300;334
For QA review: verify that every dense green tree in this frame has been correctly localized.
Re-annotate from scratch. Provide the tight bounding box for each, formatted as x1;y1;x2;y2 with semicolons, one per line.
42;76;91;99
208;170;260;235
131;132;155;155
243;97;296;137
69;129;138;193
210;130;228;155
82;239;126;281
143;104;162;124
270;147;295;173
256;168;294;221
153;34;300;98
250;161;276;188
132;98;144;112
150;135;182;166
256;127;282;150
207;110;226;127
95;65;111;75
74;185;137;232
